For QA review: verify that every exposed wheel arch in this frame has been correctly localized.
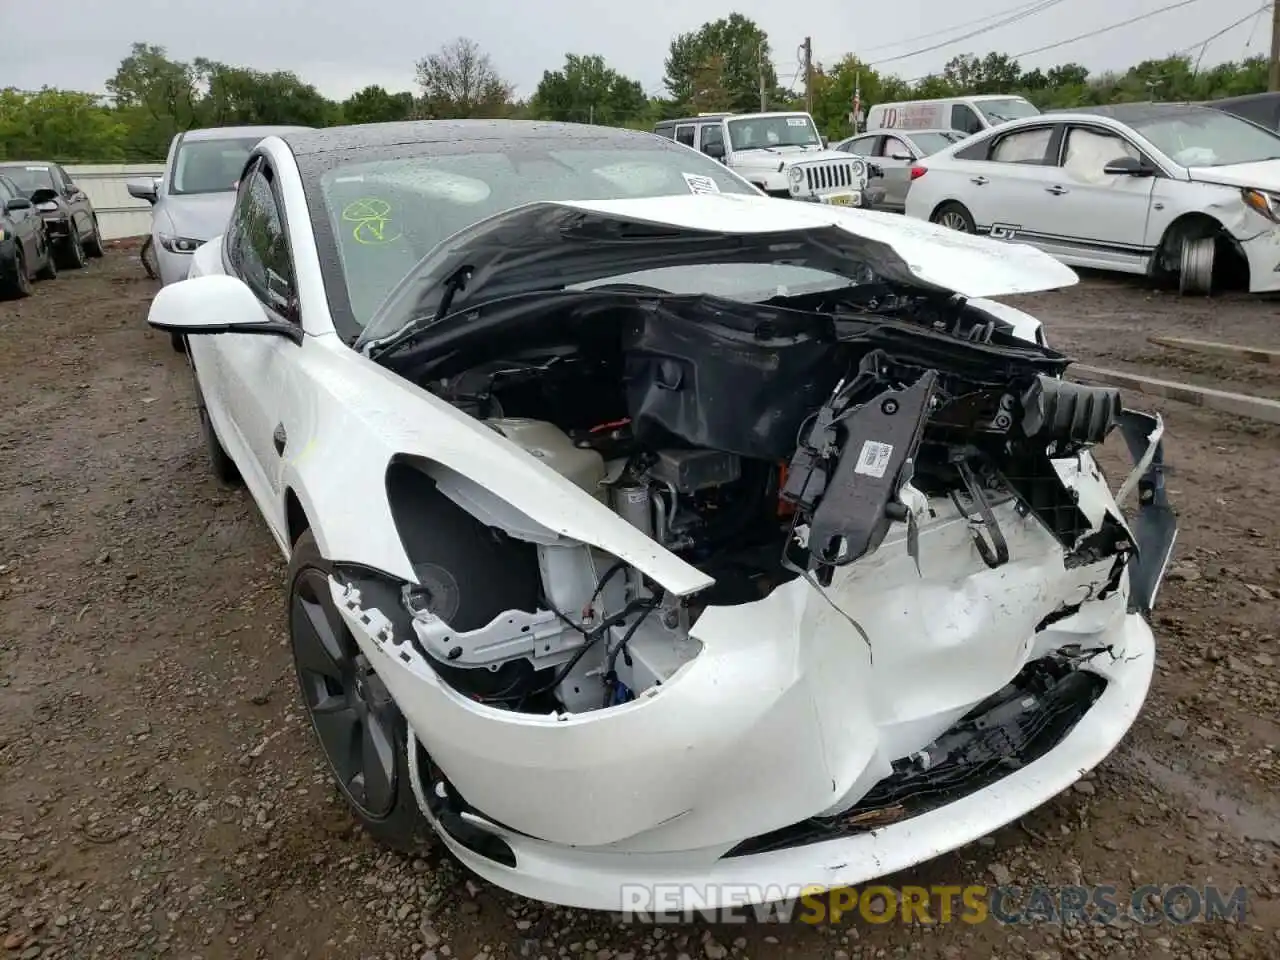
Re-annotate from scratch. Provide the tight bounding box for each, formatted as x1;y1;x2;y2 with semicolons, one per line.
1152;212;1250;295
284;488;310;547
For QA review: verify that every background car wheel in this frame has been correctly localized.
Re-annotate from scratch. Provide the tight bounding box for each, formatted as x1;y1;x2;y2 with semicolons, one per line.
57;233;87;270
931;202;976;233
190;367;240;485
2;248;34;300
288;530;429;852
84;220;106;258
170;331;186;353
35;241;57;281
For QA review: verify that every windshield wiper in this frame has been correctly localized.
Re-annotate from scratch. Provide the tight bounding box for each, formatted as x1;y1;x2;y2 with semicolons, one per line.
365;264;473;360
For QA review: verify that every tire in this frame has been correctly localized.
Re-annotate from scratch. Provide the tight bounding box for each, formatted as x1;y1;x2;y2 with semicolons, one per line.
931;202;976;233
288;530;429;852
34;238;57;281
2;247;33;300
170;331;186;353
84;219;106;258
56;232;87;270
190;365;240;484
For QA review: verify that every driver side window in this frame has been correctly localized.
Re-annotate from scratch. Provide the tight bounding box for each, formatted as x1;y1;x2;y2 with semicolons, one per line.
226;161;296;318
699;124;724;154
951;104;984;135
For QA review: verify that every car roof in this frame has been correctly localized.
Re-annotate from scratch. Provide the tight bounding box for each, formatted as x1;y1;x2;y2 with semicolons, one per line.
281;118;663;159
0;160;58;168
1205;91;1280;108
180;125;314;142
1049;101;1217;124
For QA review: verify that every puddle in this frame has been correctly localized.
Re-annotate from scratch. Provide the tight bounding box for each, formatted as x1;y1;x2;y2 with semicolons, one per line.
1124;746;1280;846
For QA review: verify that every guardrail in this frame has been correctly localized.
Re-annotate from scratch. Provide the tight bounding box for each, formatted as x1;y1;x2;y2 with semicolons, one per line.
64;163;166;241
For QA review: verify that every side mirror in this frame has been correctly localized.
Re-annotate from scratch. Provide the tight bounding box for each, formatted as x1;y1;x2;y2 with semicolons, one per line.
127;178;158;202
867;162;884;179
1103;155;1155;177
703;141;725;160
147;274;302;344
4;197;32;213
64;182;81;197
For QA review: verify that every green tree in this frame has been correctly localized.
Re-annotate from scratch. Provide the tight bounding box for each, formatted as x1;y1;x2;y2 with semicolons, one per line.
664;14;775;113
415;37;513;118
341;85;416;124
0;88;129;162
194;60;337;127
531;54;647;124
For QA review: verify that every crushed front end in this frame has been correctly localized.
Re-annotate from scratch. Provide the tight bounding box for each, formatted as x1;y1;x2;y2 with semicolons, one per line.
334;279;1176;910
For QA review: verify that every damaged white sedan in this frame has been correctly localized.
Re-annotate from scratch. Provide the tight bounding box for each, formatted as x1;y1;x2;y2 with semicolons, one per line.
147;119;1177;911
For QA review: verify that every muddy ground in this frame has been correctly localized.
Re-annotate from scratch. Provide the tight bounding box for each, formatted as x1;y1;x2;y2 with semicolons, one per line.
1;245;1278;960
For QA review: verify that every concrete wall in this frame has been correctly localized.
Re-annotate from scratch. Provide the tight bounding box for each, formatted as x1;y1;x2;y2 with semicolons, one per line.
64;163;165;241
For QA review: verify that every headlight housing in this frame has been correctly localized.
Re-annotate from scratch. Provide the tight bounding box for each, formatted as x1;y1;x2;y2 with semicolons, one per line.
1241;188;1280;224
159;233;204;254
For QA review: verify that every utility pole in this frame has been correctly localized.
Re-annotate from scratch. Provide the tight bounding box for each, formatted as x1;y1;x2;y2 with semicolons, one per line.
1269;0;1280;92
803;36;814;114
758;45;768;112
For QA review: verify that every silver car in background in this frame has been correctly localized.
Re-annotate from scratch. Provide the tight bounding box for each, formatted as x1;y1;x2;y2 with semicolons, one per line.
128;125;312;289
834;128;968;213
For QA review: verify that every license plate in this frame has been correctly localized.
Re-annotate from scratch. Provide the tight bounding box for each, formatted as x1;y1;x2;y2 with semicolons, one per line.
823;193;859;207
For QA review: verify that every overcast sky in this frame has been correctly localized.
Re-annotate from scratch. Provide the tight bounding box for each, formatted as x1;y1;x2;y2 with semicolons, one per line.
1;0;1272;101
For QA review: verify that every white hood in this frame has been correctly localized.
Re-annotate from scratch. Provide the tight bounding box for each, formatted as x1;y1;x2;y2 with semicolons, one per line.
1187;159;1280;191
361;193;1078;347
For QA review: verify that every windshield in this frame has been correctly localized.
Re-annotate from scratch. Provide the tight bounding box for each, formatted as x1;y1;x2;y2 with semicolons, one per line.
910;132;965;155
0;165;55;196
975;99;1041;124
318;142;758;338
171;137;263;194
726;115;821;151
1129;109;1280;167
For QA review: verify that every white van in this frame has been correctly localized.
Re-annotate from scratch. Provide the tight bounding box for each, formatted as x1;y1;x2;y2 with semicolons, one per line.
865;95;1039;136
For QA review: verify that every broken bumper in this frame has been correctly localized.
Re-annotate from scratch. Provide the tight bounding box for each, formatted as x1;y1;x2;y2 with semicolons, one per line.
339;589;1153;910
330;412;1173;912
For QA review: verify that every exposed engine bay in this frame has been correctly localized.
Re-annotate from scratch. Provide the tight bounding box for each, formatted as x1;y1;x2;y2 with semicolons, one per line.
377;279;1139;716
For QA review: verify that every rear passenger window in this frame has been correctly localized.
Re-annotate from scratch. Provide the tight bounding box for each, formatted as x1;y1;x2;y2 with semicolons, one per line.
675;125;695;147
990;127;1054;164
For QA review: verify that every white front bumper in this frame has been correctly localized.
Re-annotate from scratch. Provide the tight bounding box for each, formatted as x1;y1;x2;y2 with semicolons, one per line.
333;470;1157;909
427;616;1151;910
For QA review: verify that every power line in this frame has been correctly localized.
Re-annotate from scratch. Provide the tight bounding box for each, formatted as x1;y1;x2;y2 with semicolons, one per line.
1189;4;1270;71
867;0;1071;66
857;0;1056;56
1006;0;1208;59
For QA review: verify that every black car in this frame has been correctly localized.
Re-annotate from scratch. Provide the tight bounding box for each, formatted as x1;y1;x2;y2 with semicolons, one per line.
1203;92;1280;133
0;161;105;269
0;174;57;299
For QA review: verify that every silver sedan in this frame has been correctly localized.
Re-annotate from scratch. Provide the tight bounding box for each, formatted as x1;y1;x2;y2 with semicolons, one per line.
833;128;969;213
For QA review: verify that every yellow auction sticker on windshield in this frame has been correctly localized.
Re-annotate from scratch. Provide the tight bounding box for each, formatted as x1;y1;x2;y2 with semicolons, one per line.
342;197;402;245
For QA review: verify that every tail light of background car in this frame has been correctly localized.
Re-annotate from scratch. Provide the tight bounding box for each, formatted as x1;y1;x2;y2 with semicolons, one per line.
909;166;927;180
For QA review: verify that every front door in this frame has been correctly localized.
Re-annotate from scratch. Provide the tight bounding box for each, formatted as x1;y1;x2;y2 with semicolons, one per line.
1038;124;1157;271
963;123;1064;244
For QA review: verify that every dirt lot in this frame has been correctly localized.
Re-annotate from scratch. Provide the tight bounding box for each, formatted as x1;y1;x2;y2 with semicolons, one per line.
1;244;1279;960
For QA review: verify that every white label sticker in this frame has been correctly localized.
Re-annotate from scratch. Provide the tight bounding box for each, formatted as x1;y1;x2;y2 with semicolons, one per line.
853;440;894;479
682;173;720;195
786;118;808;127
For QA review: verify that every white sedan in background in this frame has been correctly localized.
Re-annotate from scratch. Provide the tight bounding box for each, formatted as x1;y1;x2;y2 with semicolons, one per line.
904;102;1280;294
145;119;1175;911
833;128;968;213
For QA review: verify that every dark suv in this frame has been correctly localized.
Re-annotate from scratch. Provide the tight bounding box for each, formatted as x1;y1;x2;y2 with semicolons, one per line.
0;162;105;269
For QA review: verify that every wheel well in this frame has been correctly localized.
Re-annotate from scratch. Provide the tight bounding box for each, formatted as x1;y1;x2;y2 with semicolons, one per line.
284;489;310;546
929;199;966;221
1155;213;1250;288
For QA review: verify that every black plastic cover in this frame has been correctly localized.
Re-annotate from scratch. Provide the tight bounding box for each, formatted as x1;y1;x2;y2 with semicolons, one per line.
620;299;843;460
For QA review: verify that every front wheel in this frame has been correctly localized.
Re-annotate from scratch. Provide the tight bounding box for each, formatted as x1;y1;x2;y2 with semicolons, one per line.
84;219;106;258
190;365;240;484
57;232;87;270
288;531;428;852
931;202;976;233
2;247;34;300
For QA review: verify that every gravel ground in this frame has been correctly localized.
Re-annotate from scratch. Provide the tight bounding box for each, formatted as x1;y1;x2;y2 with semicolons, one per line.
1;243;1278;960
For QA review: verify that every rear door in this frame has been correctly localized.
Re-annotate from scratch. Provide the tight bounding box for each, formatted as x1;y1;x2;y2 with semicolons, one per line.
943;122;1065;241
875;134;917;212
53;165;93;240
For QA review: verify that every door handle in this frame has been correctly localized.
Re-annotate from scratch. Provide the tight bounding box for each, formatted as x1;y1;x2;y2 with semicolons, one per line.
1046;185;1069;195
273;423;287;456
970;176;989;186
